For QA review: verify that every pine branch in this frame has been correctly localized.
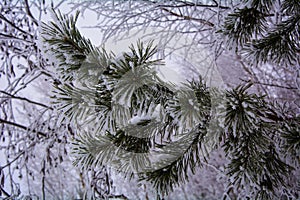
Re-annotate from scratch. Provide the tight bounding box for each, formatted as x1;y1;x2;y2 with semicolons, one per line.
72;131;153;174
52;83;98;124
45;9;299;199
282;0;300;14
107;130;152;154
223;83;293;198
139;123;208;195
279;116;300;165
41;9;96;81
222;7;266;48
243;13;300;66
222;0;300;66
243;0;275;13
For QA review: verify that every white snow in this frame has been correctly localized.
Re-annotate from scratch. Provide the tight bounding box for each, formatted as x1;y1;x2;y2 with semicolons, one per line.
128;115;151;125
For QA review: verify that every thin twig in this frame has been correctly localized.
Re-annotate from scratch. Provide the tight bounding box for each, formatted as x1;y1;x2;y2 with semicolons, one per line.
1;142;36;169
0;118;47;137
0;13;30;35
240;79;298;90
0;90;53;110
24;0;38;25
0;186;11;197
42;159;46;200
0;32;33;43
161;8;215;27
155;1;230;9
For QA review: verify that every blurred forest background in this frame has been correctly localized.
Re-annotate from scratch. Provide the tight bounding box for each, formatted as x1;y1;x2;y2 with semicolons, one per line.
0;0;299;199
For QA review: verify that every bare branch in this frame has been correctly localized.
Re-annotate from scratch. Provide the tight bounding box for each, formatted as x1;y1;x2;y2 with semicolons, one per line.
156;0;230;9
0;13;31;36
240;79;298;90
0;184;11;197
24;0;38;25
0;118;47;137
0;90;53;110
161;8;215;27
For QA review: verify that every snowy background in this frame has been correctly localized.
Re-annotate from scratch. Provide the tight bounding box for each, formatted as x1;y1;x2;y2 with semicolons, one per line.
0;0;299;199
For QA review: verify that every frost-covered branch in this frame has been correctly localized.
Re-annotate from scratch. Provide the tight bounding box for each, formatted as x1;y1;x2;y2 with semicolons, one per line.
0;90;53;110
42;9;299;199
0;1;94;199
0;118;47;138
